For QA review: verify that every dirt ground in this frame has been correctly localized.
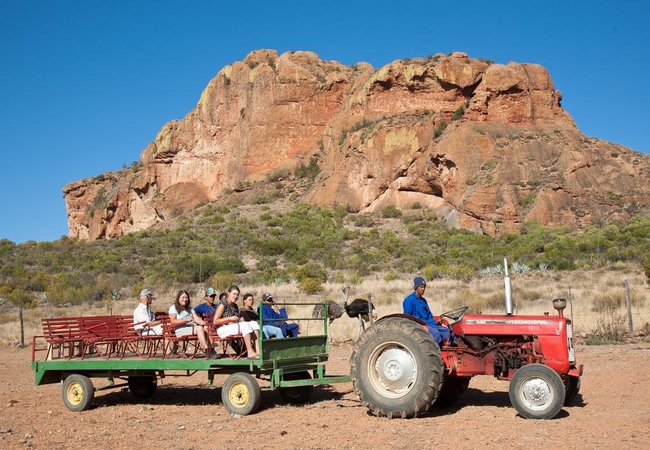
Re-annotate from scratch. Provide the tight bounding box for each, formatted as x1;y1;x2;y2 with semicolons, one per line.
1;341;649;450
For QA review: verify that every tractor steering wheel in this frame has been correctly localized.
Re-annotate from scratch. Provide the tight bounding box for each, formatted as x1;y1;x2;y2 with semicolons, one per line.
440;306;468;323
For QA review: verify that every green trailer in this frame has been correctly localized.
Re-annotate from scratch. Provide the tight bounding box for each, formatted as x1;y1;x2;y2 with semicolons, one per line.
31;306;351;415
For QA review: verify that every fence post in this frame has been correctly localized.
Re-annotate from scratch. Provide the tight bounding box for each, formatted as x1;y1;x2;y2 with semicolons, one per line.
19;304;25;348
367;293;373;325
624;279;634;339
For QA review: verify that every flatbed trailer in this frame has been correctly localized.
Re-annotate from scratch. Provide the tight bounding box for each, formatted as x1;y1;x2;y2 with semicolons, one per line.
31;305;351;415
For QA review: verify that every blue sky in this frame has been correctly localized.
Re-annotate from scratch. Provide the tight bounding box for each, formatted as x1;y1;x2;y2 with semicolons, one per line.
1;1;648;244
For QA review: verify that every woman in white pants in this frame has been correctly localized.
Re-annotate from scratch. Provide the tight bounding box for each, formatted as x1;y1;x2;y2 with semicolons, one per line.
213;285;259;358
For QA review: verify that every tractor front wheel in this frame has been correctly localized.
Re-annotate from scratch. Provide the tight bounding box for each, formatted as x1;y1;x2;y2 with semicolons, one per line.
509;364;565;419
350;317;444;418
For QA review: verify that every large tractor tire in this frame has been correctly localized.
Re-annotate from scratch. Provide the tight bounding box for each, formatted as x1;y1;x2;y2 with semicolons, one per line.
509;364;565;419
350;317;444;418
434;376;471;407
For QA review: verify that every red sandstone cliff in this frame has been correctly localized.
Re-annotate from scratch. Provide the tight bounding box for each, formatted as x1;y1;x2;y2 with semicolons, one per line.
63;50;650;240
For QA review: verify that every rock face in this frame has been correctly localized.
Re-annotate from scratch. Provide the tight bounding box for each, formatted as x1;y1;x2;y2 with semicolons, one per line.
64;50;650;240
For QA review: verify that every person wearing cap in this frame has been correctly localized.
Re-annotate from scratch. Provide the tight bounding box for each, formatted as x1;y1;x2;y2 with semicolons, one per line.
133;288;163;335
402;277;452;344
194;287;219;320
260;293;300;338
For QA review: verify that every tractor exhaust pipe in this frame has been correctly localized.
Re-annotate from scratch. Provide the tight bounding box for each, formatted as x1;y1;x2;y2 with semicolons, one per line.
504;257;513;315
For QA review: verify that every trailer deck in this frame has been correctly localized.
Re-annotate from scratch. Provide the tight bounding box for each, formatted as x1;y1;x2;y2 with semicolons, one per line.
31;304;351;414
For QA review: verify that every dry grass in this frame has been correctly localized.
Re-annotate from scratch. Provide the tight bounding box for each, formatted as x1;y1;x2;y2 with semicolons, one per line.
3;267;649;346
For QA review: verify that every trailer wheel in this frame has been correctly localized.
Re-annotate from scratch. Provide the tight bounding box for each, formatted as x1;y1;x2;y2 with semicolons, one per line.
222;372;261;415
278;371;313;404
350;317;444;419
62;374;95;412
128;374;158;399
435;376;471;407
563;375;581;405
509;364;565;419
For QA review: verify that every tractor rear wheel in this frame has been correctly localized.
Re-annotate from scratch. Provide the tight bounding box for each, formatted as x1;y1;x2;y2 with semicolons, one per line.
350;317;444;418
435;376;471;407
509;364;565;419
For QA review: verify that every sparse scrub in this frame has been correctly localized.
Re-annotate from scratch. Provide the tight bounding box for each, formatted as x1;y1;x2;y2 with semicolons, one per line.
434;121;447;138
294;158;320;180
3;200;650;343
380;205;402;219
353;214;375;227
592;299;627;343
298;277;324;294
267;169;291;182
519;193;536;207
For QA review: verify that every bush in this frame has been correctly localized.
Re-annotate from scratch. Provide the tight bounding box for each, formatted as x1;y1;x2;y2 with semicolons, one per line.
354;215;375;227
383;272;399;282
434;121;447;138
210;272;237;292
381;205;402;219
294;158;320;180
298;277;324;294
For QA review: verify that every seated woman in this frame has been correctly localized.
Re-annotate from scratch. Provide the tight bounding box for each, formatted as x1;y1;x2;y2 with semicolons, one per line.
240;293;284;339
213;285;260;359
168;290;213;358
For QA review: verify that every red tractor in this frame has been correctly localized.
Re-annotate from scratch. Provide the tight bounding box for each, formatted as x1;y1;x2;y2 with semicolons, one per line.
350;265;583;420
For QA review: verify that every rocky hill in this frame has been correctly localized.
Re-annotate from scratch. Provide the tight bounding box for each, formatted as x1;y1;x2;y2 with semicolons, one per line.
63;50;650;240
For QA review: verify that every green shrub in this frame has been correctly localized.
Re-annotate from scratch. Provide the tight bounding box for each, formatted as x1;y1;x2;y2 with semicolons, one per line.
354;215;375;227
452;106;465;121
383;272;399;282
294;158;320;180
267;169;290;182
519;193;536;207
210;272;237;292
434;121;447;138
381;205;402;218
298;277;324;294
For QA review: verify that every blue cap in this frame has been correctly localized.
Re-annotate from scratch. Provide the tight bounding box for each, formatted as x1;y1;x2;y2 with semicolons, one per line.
140;288;153;297
205;287;216;296
413;277;426;289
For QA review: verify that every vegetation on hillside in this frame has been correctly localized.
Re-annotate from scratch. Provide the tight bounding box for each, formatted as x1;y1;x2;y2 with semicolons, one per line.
1;202;650;309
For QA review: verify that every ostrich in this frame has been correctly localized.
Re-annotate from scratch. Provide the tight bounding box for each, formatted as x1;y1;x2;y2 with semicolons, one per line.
311;300;345;325
311;284;378;341
344;298;378;339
